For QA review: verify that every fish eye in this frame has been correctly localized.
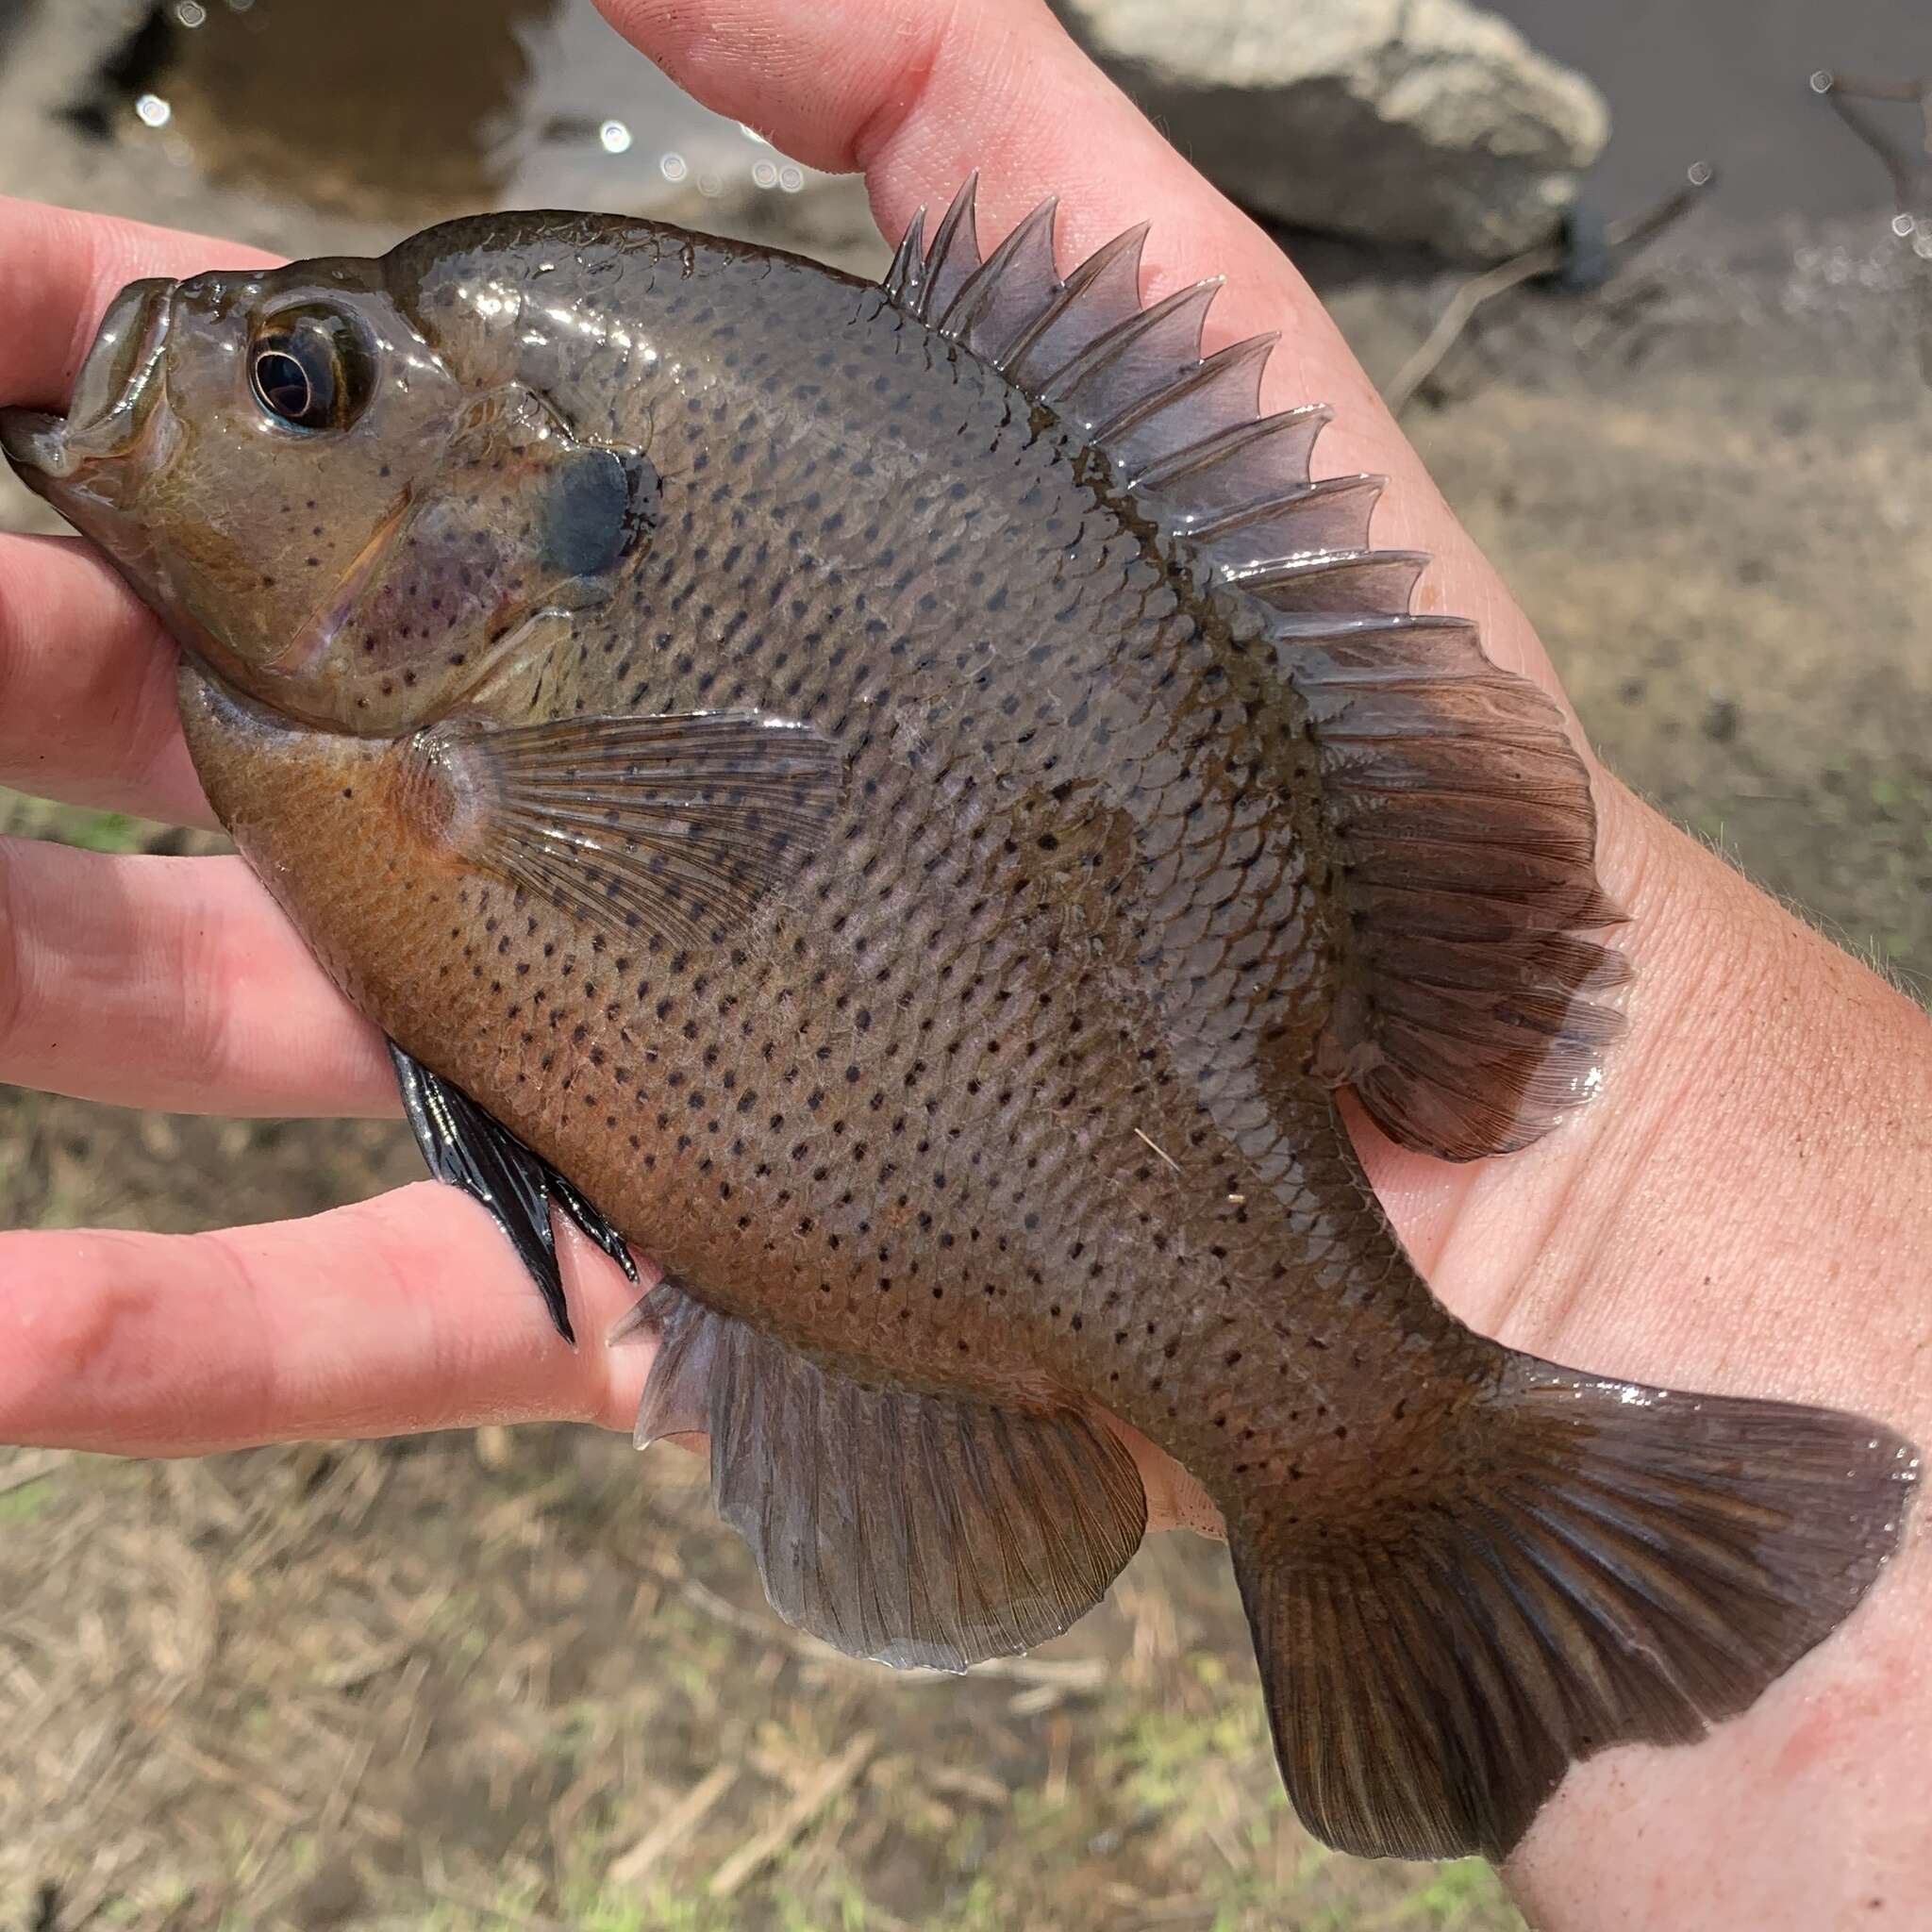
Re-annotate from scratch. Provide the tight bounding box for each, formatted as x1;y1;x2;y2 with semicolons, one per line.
248;305;376;433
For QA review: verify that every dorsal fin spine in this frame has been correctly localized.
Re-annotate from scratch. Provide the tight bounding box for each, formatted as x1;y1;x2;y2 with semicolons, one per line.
1191;474;1387;546
915;174;983;323
1093;330;1276;450
1039;276;1222;408
1137;402;1328;480
1002;223;1149;389
883;207;925;304
938;195;1059;356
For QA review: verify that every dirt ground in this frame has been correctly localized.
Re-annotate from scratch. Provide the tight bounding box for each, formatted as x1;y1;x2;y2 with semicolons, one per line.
1;5;1928;1931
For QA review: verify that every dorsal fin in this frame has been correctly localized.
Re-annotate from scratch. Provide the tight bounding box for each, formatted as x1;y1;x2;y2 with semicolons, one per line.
884;179;1626;1162
887;176;1392;615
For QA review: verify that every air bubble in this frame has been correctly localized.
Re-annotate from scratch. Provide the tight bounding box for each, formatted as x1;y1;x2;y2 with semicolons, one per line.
600;120;634;155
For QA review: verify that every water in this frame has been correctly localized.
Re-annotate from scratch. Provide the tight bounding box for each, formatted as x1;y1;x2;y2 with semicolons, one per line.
38;0;1932;263
1486;0;1932;232
70;0;864;248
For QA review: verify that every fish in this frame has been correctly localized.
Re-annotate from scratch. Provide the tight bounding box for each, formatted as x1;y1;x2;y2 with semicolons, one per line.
3;180;1918;1863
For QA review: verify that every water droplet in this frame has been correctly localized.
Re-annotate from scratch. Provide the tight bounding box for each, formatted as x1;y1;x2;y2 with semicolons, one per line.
1892;212;1916;238
752;158;778;190
696;172;723;199
778;163;804;193
135;94;172;128
1809;69;1834;94
658;151;688;183
599;119;633;156
175;0;208;25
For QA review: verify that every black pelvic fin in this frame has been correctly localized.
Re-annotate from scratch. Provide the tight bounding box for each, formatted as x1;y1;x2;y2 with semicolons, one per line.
388;1040;637;1344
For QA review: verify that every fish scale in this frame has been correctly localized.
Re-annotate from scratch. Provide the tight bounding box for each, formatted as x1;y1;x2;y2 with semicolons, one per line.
7;186;1915;1867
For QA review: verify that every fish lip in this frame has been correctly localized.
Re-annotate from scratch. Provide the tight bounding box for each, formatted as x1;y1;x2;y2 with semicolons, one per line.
0;408;67;475
0;277;175;482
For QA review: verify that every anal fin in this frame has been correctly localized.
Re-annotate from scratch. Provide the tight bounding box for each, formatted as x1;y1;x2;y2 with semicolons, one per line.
389;1040;636;1343
624;1279;1147;1670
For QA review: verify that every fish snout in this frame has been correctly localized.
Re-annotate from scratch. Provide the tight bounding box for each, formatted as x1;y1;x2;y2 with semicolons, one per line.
1;277;176;484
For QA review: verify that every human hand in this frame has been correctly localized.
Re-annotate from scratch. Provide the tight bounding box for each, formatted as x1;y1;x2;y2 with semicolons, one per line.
1;5;1927;1923
0;2;1635;1484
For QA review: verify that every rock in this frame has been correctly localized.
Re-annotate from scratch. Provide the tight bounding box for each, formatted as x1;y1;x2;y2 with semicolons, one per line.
1053;0;1608;260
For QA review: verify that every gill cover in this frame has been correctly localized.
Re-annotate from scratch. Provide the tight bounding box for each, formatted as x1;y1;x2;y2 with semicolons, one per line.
273;385;658;734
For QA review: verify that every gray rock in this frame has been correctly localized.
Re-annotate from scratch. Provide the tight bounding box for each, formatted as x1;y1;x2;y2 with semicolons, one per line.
1054;0;1609;260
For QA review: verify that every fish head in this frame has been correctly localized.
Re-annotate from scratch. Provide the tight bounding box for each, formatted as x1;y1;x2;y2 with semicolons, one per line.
2;258;654;735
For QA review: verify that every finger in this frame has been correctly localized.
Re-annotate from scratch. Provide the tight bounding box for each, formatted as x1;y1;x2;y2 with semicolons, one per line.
0;533;216;828
0;195;276;410
0;199;279;828
0;1183;1212;1531
595;0;1548;689
0;841;394;1117
0;1182;652;1456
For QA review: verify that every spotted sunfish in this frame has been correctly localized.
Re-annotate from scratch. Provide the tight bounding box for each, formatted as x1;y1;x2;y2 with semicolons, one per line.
3;182;1916;1861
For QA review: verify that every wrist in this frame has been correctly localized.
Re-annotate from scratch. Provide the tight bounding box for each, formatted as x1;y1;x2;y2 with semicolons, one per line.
1470;777;1932;1927
1487;777;1932;1414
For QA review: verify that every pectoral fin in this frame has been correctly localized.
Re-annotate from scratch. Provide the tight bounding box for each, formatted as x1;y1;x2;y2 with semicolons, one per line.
420;708;844;954
389;1040;636;1343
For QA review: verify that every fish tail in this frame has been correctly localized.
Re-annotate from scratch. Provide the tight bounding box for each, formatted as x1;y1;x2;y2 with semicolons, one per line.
1225;1350;1918;1862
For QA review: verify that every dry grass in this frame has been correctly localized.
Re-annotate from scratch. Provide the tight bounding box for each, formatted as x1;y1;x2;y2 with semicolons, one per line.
0;1430;1522;1932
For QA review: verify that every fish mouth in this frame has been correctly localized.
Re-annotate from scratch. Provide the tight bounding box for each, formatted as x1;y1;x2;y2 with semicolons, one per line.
0;277;175;483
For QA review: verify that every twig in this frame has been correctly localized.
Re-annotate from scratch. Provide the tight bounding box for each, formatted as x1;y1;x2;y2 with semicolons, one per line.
1132;1126;1182;1174
1812;71;1932;385
1812;71;1932;213
1385;163;1716;415
608;1761;738;1887
0;1450;67;1497
708;1730;876;1898
925;1763;1011;1806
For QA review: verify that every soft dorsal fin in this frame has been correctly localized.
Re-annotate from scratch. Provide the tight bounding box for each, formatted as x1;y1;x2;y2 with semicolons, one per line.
885;178;1625;1162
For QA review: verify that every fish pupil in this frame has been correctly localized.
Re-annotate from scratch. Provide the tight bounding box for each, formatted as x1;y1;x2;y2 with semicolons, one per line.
246;305;376;432
252;342;331;429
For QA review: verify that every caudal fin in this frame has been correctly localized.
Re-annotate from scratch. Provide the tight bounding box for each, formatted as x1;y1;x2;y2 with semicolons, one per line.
1229;1357;1919;1862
